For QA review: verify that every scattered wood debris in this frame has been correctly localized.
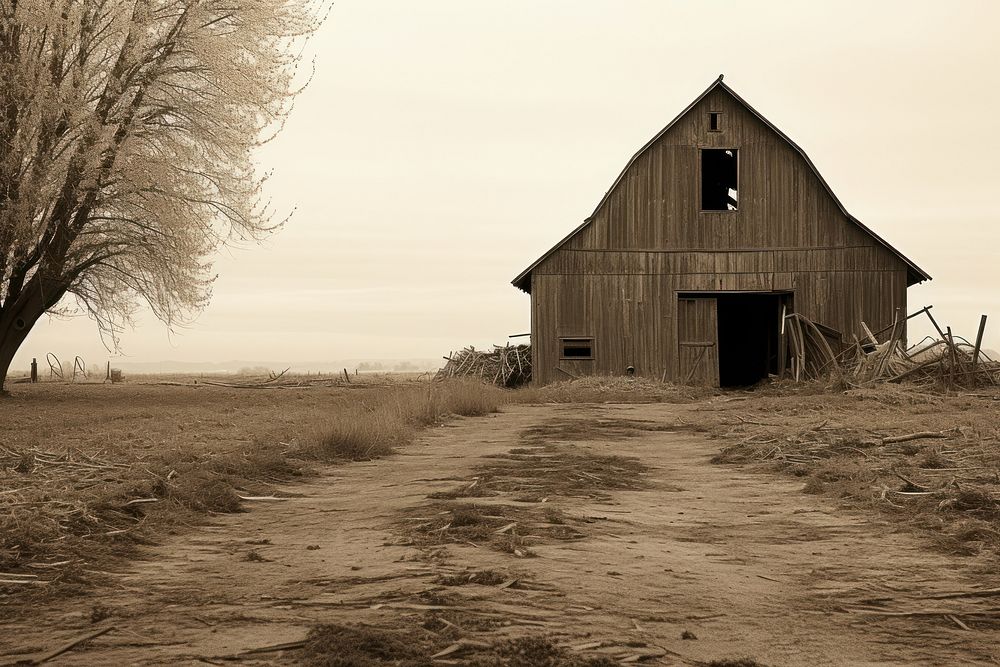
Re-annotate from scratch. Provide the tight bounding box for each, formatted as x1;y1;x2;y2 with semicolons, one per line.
436;344;531;387
26;625;115;665
786;307;999;389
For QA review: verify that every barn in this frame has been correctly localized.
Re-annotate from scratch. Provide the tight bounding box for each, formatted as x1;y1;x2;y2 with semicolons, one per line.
512;75;930;387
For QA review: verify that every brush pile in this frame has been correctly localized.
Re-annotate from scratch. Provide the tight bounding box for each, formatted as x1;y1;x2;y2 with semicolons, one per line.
436;345;531;388
787;307;1000;389
882;337;1000;388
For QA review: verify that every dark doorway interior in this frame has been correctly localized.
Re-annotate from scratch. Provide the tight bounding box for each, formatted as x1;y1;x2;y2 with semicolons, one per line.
715;293;788;387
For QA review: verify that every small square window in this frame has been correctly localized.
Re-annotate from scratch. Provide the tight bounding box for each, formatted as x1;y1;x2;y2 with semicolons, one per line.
560;337;594;359
708;112;722;132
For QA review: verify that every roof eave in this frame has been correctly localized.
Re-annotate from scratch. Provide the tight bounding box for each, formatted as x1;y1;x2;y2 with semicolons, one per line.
716;79;932;285
511;216;595;293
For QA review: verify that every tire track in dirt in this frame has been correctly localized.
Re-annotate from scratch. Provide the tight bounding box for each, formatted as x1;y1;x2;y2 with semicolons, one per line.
2;403;998;665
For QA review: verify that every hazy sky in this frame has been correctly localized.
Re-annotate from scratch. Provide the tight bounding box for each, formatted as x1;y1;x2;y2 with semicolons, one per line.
14;0;1000;368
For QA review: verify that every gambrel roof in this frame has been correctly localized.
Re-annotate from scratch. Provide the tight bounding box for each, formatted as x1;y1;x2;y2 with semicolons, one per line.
512;75;931;293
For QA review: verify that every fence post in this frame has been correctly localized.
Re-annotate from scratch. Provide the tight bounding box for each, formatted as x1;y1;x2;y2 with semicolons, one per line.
972;315;988;372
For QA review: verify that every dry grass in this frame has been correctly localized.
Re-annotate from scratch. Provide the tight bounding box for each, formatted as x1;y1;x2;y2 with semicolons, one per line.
0;373;698;599
465;637;618;666
519;375;709;404
703;659;770;667
302;623;434;666
477;444;651;501
437;569;508;586
0;378;512;598
402;501;586;556
299;379;506;461
301;621;619;666
402;424;651;559
697;382;1000;556
0;437;308;593
424;416;656;505
299;376;689;464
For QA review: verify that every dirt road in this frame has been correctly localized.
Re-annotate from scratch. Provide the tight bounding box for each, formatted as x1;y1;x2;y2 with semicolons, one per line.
4;402;998;666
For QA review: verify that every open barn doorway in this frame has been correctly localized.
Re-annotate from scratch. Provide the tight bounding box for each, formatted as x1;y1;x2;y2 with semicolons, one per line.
677;292;791;387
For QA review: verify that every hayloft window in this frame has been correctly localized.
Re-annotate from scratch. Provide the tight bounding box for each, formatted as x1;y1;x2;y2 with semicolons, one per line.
701;148;738;211
560;337;594;360
708;112;722;132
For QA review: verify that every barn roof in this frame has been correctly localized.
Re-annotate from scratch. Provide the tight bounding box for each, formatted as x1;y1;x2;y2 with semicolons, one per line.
512;75;931;293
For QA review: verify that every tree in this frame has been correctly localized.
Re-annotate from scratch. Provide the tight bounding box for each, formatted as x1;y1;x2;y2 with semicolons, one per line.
0;0;326;391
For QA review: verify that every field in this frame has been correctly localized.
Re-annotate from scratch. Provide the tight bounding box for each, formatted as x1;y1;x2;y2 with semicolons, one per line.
1;377;999;665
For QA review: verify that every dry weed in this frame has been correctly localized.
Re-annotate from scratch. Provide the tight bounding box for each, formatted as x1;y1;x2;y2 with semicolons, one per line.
403;437;646;561
403;502;555;556
437;569;508;586
469;440;652;502
302;620;617;666
0;379;509;599
698;384;1000;556
302;623;433;666
705;659;770;667
301;380;505;461
518;375;708;404
466;636;617;666
2;374;683;600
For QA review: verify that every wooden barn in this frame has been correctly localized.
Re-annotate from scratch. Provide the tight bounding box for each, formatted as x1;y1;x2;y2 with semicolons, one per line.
512;75;930;387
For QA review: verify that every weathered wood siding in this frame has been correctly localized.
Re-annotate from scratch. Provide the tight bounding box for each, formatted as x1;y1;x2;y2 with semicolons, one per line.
529;86;909;385
677;297;720;386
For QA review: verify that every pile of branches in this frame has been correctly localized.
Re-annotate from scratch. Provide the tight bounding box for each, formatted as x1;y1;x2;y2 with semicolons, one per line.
788;307;1000;389
882;337;1000;388
436;345;531;388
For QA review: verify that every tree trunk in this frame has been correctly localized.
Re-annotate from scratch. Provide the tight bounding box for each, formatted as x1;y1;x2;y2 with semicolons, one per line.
0;286;49;394
0;329;28;394
0;319;33;393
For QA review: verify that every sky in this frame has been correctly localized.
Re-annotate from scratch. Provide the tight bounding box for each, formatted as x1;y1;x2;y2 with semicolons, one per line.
14;0;1000;369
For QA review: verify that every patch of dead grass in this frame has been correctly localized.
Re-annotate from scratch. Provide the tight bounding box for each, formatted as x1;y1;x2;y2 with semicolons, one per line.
403;438;647;561
403;502;570;556
437;569;508;586
431;438;651;502
2;374;684;601
302;623;434;666
704;659;770;667
697;384;1000;556
465;636;618;666
0;379;513;600
300;380;507;462
301;619;620;666
518;375;710;405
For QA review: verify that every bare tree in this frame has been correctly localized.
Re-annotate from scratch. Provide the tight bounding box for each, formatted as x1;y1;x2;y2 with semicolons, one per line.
0;0;326;391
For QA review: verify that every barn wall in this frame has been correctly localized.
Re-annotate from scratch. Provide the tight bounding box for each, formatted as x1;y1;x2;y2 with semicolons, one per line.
529;86;912;386
530;271;907;385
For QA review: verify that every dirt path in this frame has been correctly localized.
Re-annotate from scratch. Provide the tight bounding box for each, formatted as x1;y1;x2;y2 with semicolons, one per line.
3;402;998;666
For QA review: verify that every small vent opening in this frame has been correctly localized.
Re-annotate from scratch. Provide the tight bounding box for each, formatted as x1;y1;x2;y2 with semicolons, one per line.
560;337;594;359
